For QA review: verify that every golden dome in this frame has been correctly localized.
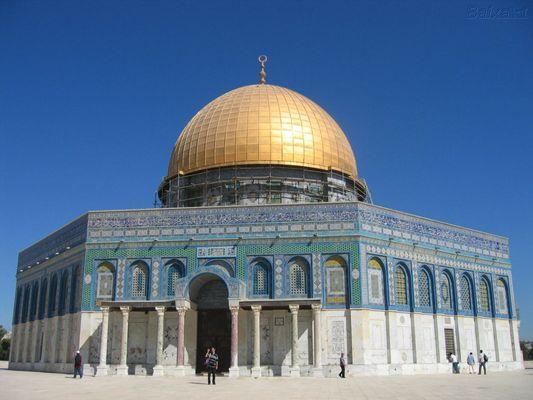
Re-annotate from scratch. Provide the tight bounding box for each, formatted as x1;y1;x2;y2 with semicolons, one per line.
167;84;358;179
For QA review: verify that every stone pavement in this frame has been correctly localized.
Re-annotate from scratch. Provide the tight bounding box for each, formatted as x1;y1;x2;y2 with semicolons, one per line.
1;363;532;400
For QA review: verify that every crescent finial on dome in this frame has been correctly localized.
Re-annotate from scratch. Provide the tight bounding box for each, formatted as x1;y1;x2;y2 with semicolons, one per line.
258;55;267;84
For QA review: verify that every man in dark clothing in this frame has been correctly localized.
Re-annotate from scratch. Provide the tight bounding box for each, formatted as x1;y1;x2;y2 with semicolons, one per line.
207;347;219;385
73;351;83;378
339;352;346;378
478;350;488;375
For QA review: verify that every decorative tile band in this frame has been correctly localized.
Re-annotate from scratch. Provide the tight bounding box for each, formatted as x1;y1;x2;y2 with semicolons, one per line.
86;202;508;256
19;201;510;271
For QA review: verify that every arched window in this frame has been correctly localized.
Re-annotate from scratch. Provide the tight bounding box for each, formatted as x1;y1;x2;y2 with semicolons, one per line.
252;262;271;297
418;268;431;307
48;274;58;317
58;271;69;315
460;275;473;311
395;266;408;305
289;259;308;296
368;258;385;305
325;256;347;305
167;262;184;296
496;279;509;315
70;266;81;313
96;263;115;300
38;279;48;319
131;262;148;299
30;282;39;320
440;273;453;310
479;278;491;313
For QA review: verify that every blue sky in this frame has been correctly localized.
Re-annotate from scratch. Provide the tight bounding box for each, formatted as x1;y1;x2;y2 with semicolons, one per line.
1;1;532;338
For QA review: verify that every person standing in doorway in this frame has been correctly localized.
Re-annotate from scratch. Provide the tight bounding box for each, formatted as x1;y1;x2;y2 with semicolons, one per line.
339;352;346;378
207;347;219;385
467;352;476;374
478;350;488;375
204;348;211;372
73;350;83;379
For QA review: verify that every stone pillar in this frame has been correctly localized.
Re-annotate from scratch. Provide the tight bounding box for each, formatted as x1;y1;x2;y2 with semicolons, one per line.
152;306;166;376
229;305;240;378
116;306;130;376
22;321;31;363
61;315;71;365
176;306;187;375
40;318;49;364
17;324;25;363
311;304;323;377
31;319;40;364
251;305;262;377
17;323;25;363
289;304;300;377
49;317;59;366
95;306;110;376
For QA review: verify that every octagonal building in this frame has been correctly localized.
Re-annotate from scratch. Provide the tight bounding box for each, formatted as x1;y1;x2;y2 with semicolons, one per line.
9;62;523;377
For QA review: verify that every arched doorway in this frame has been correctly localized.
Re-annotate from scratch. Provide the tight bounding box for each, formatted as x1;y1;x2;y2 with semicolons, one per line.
189;273;231;373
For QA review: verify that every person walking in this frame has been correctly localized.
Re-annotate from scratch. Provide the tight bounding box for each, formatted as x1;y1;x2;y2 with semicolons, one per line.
449;352;459;374
207;347;219;385
478;350;488;375
73;350;83;379
204;348;211;372
467;352;476;374
338;352;346;378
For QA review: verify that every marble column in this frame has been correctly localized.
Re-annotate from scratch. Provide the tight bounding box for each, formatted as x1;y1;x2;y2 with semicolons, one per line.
289;304;300;377
116;306;130;376
95;306;110;376
251;305;262;377
228;305;240;378
152;306;166;376
176;307;187;370
311;304;323;377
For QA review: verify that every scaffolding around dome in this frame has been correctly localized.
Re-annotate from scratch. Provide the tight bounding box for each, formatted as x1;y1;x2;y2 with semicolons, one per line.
157;164;370;208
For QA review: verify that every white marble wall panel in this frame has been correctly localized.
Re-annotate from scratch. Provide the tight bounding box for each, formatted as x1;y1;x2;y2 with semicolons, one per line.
68;314;81;363
48;317;58;363
495;319;513;362
457;316;477;362
128;312;148;364
184;309;197;367
260;311;273;365
272;310;289;366
391;312;413;364
9;309;524;376
434;315;448;363
108;312;122;364
296;311;312;366
25;322;34;362
476;317;496;360
163;311;178;366
413;313;436;364
145;311;157;365
325;312;347;365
